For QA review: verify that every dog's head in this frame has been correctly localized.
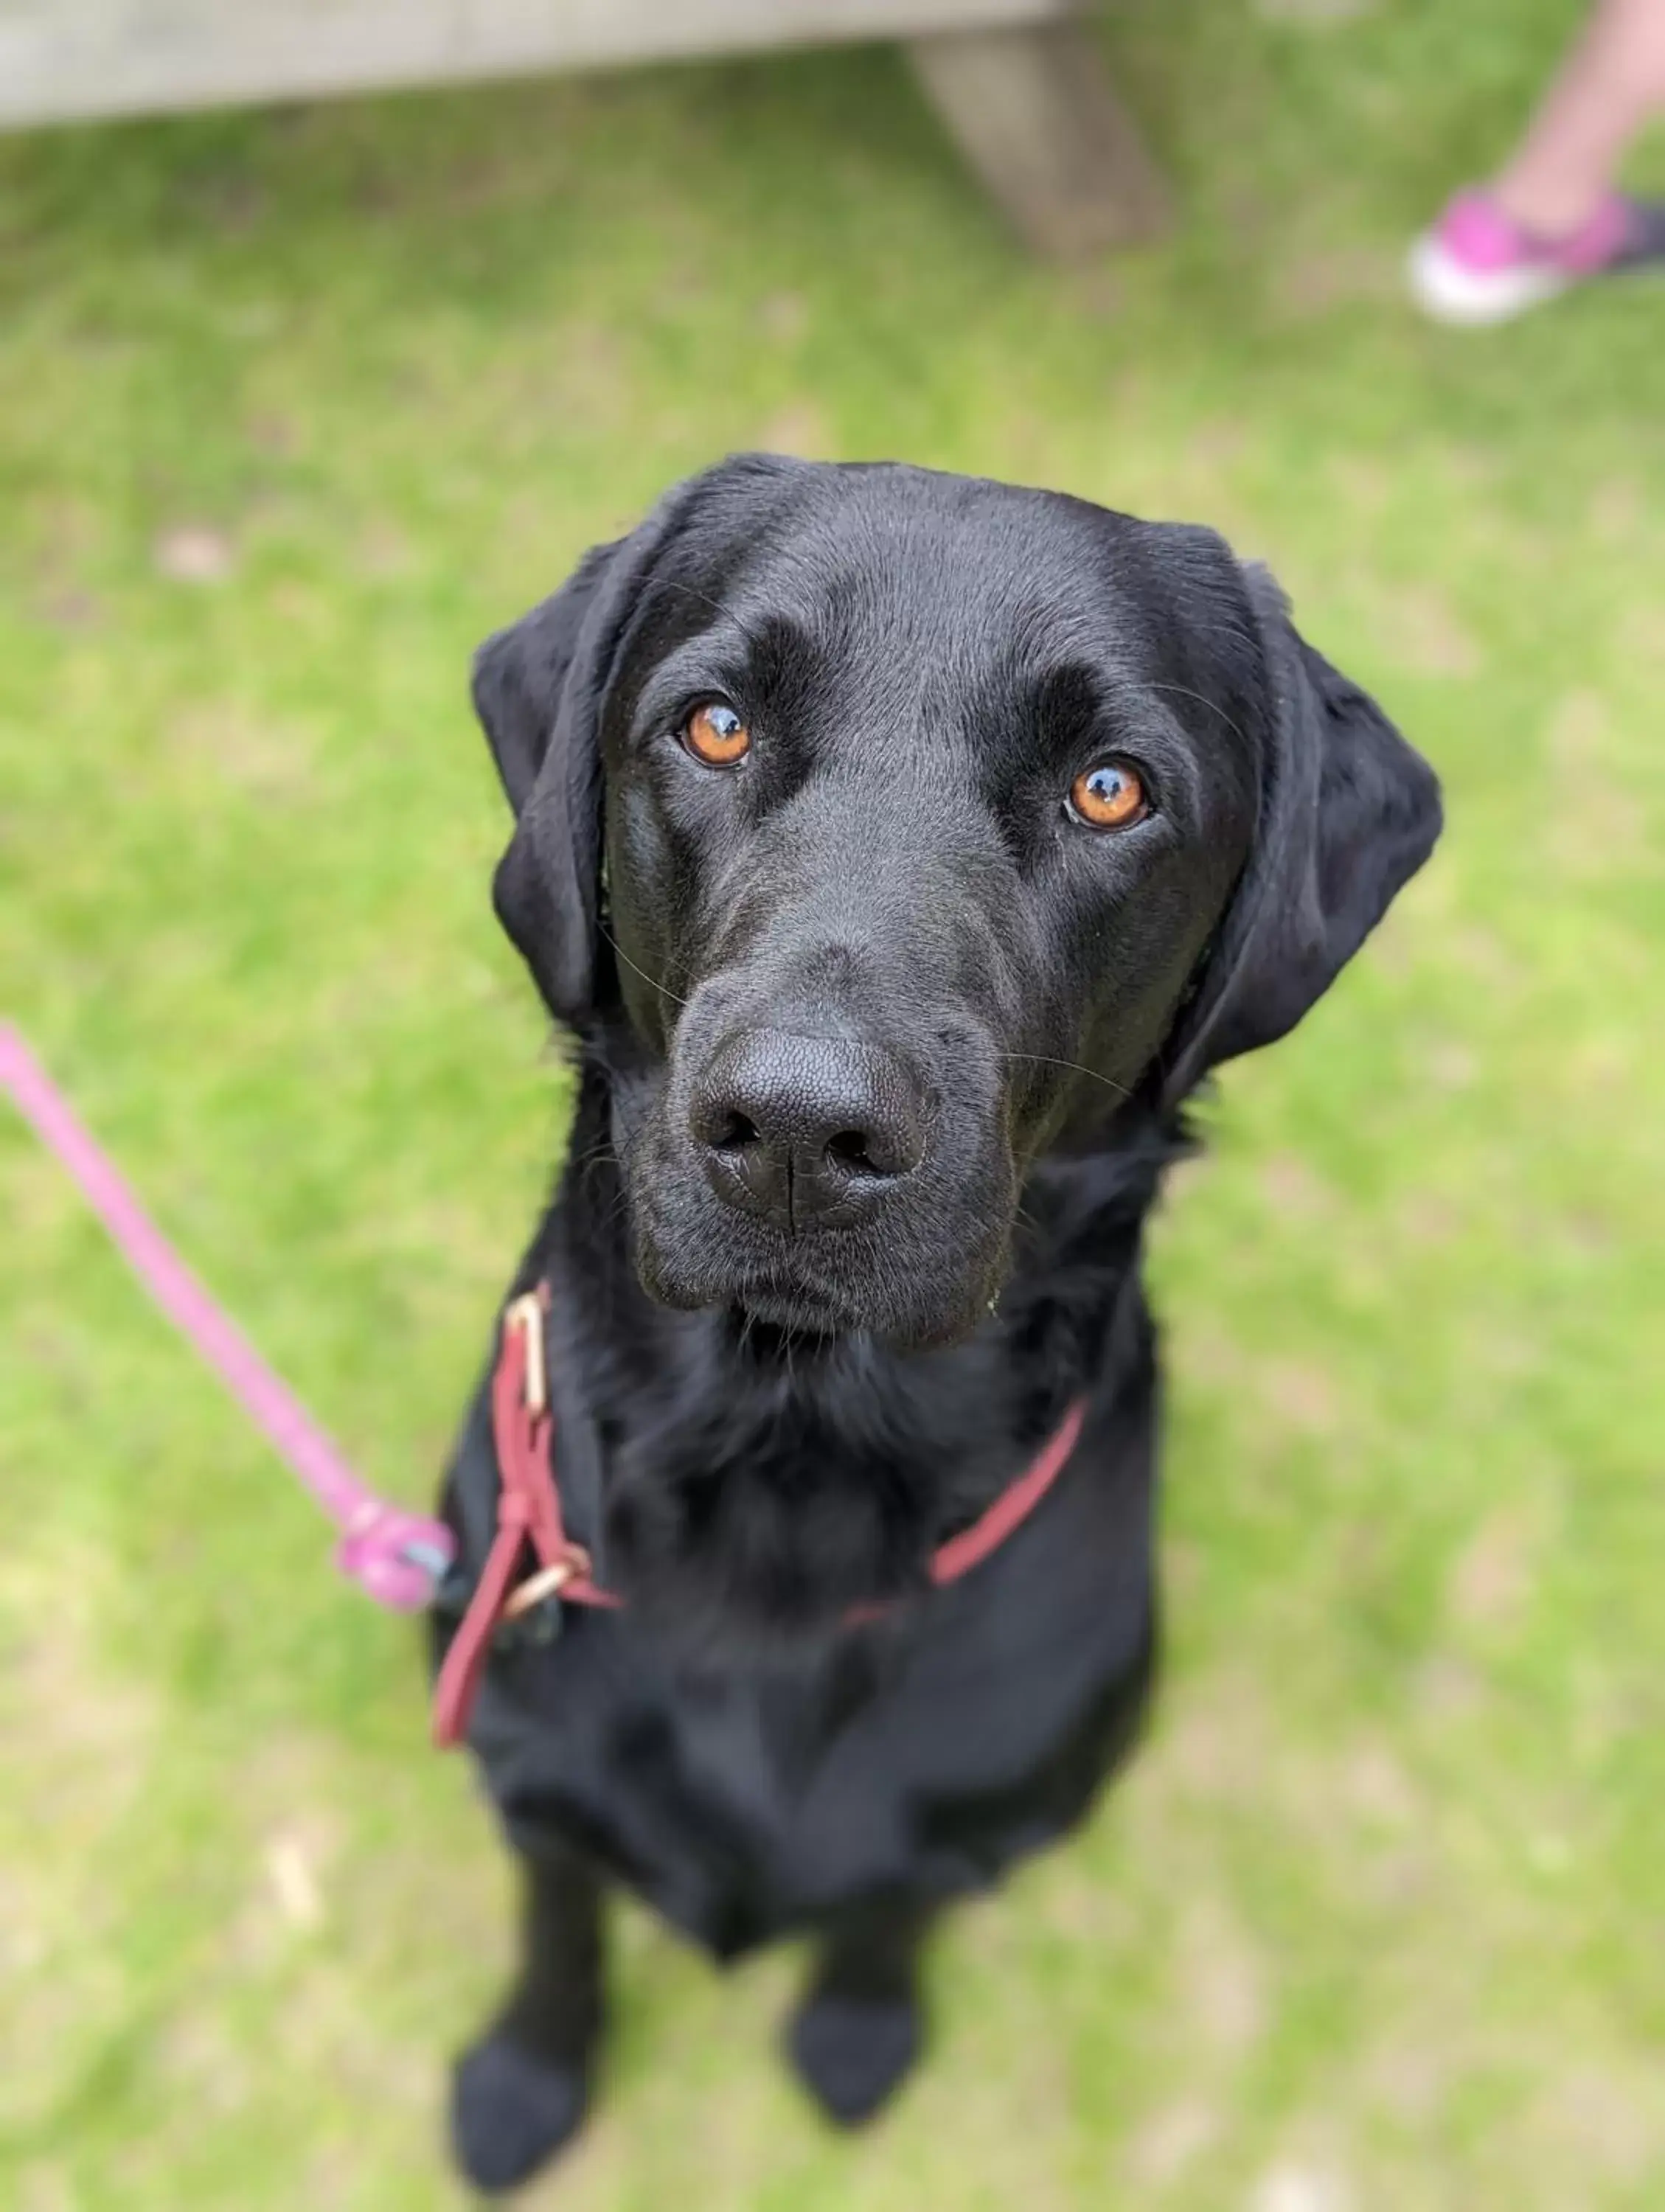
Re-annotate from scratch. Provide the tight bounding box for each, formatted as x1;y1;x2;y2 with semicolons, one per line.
476;457;1439;1349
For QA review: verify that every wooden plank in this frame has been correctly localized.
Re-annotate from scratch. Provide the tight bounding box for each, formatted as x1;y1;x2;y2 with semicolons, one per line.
908;18;1169;257
0;0;1066;128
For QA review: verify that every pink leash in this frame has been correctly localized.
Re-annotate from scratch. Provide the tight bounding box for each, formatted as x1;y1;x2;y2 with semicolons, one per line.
0;1023;453;1611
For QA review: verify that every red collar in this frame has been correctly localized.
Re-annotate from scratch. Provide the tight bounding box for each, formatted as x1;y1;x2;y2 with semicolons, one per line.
432;1287;1086;1748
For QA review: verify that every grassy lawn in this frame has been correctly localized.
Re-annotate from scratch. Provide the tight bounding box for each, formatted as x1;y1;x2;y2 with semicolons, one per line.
2;2;1663;2205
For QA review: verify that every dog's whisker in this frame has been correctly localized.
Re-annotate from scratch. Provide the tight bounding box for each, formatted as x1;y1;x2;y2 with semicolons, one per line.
597;921;690;1010
999;1051;1133;1101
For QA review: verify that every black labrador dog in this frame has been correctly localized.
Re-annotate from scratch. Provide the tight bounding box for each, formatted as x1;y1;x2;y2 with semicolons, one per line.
436;455;1440;2190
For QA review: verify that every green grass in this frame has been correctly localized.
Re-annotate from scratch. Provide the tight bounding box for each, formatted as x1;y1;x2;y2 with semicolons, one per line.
2;3;1663;2204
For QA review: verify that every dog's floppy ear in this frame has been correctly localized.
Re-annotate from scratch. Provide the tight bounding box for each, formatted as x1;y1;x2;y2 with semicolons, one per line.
1159;566;1442;1105
473;493;695;1026
475;455;807;1026
473;540;625;1024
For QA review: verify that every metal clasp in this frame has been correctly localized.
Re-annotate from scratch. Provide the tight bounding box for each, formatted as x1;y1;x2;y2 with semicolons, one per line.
503;1290;547;1416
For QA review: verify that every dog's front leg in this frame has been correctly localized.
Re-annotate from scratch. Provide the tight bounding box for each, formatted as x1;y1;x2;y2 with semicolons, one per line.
788;1891;937;2127
451;1837;608;2191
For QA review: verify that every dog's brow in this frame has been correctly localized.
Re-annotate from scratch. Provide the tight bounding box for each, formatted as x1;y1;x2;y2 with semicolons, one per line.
1144;682;1251;748
653;577;768;660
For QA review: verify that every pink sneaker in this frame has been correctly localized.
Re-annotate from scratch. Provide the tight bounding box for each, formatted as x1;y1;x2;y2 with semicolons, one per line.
1408;189;1665;324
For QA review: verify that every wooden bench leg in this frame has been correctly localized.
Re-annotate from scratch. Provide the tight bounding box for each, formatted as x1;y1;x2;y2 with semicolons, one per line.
906;18;1170;258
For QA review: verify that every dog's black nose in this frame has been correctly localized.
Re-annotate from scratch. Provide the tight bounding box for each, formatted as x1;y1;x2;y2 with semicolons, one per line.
689;1029;927;1228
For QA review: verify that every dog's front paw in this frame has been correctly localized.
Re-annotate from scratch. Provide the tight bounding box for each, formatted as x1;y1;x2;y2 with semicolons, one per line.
787;1989;922;2127
451;2028;589;2192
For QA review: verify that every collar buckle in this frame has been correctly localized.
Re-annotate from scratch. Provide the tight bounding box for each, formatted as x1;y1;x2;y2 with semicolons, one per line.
503;1290;548;1416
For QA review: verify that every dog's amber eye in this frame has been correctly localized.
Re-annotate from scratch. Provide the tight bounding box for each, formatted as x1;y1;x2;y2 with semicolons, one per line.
682;701;751;767
1068;759;1147;830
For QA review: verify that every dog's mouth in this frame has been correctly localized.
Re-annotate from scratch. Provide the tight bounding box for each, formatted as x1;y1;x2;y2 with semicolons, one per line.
717;1262;939;1348
723;1273;850;1337
716;1295;844;1360
631;1190;1011;1352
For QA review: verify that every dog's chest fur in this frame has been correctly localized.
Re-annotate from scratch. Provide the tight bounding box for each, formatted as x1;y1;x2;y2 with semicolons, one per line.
445;1368;1156;1955
436;1080;1173;1954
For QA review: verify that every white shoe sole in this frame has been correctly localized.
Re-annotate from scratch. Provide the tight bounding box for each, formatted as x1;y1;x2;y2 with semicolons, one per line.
1406;234;1568;325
